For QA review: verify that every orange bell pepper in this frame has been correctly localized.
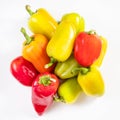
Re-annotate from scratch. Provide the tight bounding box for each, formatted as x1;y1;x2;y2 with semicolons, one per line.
21;27;55;73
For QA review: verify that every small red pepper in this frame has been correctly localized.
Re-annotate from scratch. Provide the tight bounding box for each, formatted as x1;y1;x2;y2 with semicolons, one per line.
10;56;39;86
32;73;59;115
74;30;102;67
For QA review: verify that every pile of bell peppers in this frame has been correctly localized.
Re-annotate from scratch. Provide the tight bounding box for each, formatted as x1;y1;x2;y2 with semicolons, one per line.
10;5;108;116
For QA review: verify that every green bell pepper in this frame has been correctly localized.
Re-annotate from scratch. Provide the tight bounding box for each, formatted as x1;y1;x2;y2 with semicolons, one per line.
54;54;80;79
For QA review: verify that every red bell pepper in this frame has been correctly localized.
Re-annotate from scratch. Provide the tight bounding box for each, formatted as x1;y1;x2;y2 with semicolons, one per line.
32;73;59;115
10;56;39;86
74;30;102;67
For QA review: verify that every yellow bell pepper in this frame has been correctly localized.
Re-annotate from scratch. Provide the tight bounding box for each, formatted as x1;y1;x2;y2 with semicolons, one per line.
45;21;76;68
93;36;107;67
57;77;82;104
77;66;105;96
61;13;85;34
26;5;58;39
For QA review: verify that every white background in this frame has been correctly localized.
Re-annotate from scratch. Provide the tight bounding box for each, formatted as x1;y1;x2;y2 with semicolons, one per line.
0;0;120;120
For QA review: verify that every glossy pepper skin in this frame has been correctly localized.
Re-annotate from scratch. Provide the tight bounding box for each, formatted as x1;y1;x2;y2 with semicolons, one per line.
21;28;55;73
26;5;58;39
61;12;85;34
74;31;102;67
54;54;80;79
93;36;107;67
10;56;38;86
77;66;105;96
57;77;82;104
32;73;59;115
45;21;76;68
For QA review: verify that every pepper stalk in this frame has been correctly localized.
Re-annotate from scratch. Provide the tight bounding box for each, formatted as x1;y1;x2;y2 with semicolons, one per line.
20;27;32;45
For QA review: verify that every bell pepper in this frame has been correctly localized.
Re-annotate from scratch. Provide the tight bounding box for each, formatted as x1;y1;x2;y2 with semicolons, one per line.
32;73;59;115
26;5;58;39
74;30;102;67
56;77;82;104
54;54;80;79
21;27;55;73
45;21;76;68
61;12;85;34
93;36;108;67
77;66;105;96
10;56;38;86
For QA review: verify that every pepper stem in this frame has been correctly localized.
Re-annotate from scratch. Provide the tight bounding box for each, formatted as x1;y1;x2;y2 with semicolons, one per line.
39;76;49;86
53;94;65;103
72;67;90;75
20;27;32;45
87;30;96;35
25;5;35;16
39;75;56;86
44;57;57;69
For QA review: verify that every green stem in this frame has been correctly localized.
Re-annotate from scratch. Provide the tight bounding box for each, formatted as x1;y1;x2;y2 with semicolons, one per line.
87;30;96;35
39;75;56;86
25;5;35;16
44;57;57;68
53;95;65;103
72;67;90;75
39;76;51;86
20;27;32;45
57;21;61;24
